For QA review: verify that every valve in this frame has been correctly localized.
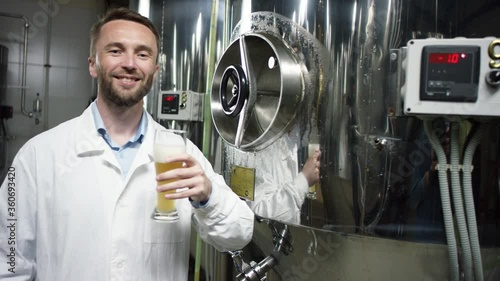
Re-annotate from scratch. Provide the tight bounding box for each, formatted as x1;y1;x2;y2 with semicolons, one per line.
230;218;293;281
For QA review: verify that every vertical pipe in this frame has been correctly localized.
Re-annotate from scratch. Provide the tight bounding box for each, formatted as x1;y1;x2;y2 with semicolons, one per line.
0;12;33;118
19;16;31;118
203;0;218;157
197;0;219;281
434;0;438;34
42;0;54;130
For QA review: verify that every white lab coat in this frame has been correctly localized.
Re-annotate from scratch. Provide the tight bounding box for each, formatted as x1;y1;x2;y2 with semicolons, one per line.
248;133;309;225
0;106;254;281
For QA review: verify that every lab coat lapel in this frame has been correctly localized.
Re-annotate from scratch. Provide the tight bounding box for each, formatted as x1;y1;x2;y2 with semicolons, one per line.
73;106;121;172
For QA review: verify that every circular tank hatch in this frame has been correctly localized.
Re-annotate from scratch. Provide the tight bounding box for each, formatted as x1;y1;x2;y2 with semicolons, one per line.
211;33;304;151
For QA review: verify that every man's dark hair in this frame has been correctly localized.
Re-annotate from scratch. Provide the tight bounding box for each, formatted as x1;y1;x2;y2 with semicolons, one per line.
89;7;160;61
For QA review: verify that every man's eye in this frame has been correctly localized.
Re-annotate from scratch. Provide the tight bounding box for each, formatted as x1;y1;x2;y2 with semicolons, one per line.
110;49;121;54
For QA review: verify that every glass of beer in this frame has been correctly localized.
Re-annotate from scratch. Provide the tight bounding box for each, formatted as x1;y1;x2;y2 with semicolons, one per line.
151;129;186;222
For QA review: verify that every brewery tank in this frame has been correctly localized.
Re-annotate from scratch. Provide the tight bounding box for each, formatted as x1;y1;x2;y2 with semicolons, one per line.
213;0;438;237
210;0;500;280
147;0;223;149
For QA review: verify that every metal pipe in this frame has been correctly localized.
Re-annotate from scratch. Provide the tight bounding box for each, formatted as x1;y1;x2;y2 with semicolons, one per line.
237;255;278;281
199;0;219;281
235;224;292;281
41;0;53;129
0;12;33;118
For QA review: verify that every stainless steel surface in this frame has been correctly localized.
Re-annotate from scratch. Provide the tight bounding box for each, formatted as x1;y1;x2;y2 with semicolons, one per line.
150;0;213;93
216;0;401;231
214;0;500;247
213;10;331;227
149;0;225;149
234;221;292;281
149;0;500;280
245;217;500;281
211;31;305;150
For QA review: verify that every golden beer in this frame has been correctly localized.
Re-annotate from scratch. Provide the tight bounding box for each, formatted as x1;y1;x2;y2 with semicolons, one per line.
151;129;186;222
155;161;183;213
153;142;185;220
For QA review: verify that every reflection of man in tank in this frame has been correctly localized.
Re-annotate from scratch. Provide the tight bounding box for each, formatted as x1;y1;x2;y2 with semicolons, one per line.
244;128;321;225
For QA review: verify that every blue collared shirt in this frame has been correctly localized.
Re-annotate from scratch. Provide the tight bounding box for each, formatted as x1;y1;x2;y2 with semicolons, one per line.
91;101;147;178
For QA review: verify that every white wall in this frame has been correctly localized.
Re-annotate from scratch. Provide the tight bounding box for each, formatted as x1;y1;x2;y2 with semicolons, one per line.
0;0;103;174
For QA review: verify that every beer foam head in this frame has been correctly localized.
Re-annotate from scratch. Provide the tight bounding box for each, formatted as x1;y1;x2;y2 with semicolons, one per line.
154;129;186;161
153;144;186;161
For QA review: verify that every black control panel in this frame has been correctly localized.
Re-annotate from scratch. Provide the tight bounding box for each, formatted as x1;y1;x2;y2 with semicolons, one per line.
420;46;480;102
160;93;179;114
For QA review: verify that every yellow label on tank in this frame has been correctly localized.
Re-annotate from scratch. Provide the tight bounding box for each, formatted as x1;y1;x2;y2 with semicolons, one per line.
230;166;255;201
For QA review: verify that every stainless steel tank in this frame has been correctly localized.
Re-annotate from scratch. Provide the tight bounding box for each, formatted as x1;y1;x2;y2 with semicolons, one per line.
149;0;213;93
211;0;500;280
213;0;409;234
147;0;222;149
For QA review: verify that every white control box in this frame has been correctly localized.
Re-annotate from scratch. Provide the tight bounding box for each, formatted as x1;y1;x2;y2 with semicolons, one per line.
157;90;204;121
402;37;500;118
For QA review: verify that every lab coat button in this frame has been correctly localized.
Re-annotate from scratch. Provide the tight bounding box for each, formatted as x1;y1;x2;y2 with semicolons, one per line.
116;261;124;268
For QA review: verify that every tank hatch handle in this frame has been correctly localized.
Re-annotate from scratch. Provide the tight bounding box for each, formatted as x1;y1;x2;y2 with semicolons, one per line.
233;34;257;148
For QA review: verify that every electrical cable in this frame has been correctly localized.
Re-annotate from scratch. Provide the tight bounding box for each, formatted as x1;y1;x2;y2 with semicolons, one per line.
462;122;486;281
424;120;460;281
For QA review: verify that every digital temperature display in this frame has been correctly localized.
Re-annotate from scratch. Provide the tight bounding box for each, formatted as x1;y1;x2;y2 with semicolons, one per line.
429;53;467;64
420;45;480;102
163;95;177;102
161;93;179;114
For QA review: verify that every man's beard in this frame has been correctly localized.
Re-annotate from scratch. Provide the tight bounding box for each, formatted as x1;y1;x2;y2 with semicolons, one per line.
98;69;154;108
